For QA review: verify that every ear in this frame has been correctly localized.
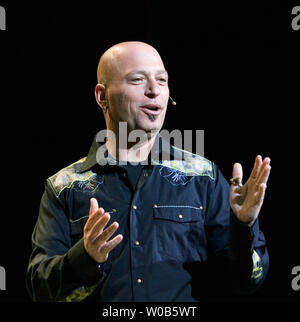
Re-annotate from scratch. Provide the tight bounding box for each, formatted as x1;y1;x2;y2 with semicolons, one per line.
95;83;106;109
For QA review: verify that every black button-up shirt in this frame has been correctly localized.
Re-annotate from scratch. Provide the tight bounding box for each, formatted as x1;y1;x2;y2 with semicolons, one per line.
26;135;269;302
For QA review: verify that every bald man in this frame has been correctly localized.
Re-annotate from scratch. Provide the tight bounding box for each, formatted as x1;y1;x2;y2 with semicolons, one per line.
26;42;271;302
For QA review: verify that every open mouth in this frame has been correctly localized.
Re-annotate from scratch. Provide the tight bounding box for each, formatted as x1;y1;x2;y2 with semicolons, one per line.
139;104;162;116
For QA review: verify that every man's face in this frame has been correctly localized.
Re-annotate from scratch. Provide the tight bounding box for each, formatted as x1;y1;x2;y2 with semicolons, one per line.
104;44;170;134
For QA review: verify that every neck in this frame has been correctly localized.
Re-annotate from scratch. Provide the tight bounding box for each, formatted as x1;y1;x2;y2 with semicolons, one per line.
105;126;159;163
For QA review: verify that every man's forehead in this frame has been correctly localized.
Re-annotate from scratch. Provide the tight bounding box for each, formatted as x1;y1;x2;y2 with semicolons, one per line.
98;41;166;83
113;47;164;67
110;51;166;79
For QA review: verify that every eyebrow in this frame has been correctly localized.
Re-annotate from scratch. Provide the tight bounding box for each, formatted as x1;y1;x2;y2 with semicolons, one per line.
126;69;169;77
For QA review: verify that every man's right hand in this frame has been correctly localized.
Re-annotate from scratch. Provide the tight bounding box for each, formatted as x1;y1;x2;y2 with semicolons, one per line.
83;198;123;263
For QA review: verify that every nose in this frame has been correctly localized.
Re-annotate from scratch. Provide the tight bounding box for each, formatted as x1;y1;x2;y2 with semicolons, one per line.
145;78;160;99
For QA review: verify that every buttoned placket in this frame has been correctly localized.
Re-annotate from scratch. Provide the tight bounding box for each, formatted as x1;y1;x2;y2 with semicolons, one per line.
129;166;152;300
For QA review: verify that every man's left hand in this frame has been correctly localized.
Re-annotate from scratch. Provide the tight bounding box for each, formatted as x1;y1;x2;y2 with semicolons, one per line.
230;155;271;226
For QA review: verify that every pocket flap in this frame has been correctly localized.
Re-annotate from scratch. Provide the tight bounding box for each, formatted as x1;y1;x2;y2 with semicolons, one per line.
153;206;202;223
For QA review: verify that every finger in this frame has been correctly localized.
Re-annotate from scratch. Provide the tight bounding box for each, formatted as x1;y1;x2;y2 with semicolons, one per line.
257;161;271;185
84;207;105;234
231;162;243;185
85;198;105;232
249;155;262;180
89;198;99;216
256;156;270;177
255;157;270;184
88;213;111;241
101;234;123;255
95;221;120;245
255;183;267;206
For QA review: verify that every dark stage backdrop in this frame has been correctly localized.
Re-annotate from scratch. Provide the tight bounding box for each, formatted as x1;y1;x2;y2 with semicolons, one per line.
0;0;299;315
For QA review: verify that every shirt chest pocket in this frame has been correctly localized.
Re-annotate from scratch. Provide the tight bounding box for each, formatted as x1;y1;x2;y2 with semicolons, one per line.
153;205;204;262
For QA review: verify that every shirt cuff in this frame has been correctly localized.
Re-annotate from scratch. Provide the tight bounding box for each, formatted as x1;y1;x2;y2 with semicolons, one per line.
229;211;259;259
67;238;103;286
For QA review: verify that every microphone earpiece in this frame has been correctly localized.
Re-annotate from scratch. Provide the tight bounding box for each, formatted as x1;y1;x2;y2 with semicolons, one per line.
169;96;177;106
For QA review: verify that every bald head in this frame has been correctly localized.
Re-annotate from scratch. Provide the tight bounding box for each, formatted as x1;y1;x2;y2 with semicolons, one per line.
97;41;165;86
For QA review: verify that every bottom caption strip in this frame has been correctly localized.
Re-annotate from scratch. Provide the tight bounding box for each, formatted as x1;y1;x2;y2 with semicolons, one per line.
101;305;198;319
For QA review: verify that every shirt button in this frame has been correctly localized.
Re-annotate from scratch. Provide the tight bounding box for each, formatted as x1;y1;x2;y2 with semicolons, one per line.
153;204;158;208
135;241;140;246
199;206;203;210
133;205;137;210
178;214;183;219
144;173;149;177
137;278;142;284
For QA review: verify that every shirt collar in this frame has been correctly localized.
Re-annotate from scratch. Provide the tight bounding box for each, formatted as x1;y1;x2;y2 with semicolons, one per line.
78;132;180;174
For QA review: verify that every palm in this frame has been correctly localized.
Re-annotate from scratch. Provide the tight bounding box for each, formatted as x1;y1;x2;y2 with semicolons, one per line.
230;156;271;226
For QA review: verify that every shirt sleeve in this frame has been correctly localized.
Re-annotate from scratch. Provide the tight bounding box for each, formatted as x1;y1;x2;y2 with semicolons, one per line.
26;180;103;302
205;164;269;296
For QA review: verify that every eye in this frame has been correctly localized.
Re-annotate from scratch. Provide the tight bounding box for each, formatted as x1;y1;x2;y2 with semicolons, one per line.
129;77;144;84
157;77;167;85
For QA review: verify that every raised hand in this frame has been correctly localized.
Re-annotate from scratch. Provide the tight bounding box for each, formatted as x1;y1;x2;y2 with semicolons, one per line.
83;198;123;263
230;155;271;226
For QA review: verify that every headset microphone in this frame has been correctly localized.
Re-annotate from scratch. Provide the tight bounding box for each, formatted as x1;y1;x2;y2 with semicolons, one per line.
169;96;177;106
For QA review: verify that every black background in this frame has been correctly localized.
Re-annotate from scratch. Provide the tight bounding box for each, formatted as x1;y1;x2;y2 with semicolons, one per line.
0;0;299;314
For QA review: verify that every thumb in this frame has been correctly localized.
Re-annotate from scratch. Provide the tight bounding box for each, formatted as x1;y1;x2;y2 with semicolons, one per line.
89;197;99;215
232;162;243;184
